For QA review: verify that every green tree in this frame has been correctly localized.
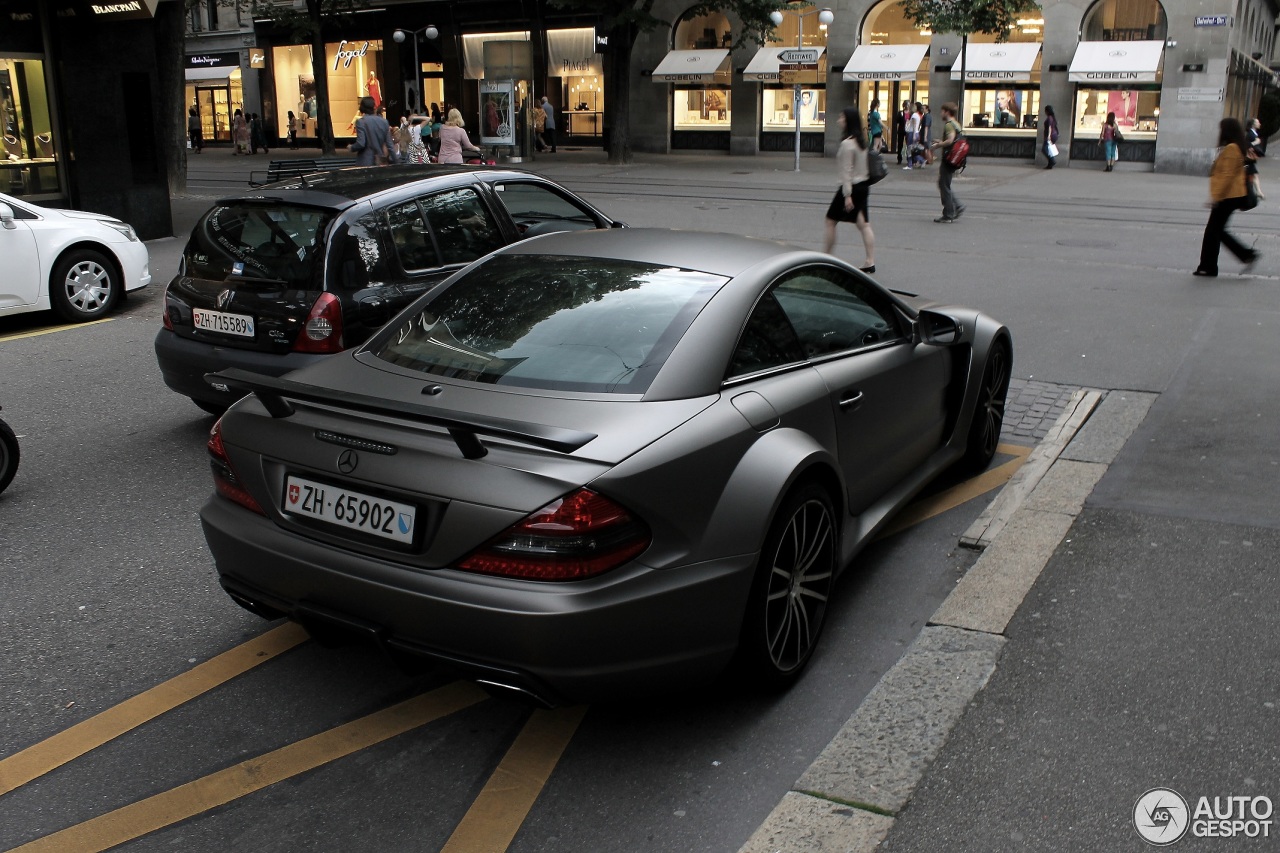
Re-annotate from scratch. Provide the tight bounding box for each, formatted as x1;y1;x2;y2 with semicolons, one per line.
899;0;1040;115
548;0;785;164
245;0;374;155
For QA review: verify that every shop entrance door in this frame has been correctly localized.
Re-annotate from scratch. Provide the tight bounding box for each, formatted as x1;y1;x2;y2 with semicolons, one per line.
197;87;231;142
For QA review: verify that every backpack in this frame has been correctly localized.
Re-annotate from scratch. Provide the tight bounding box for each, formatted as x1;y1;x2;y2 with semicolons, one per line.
866;147;888;184
943;120;968;169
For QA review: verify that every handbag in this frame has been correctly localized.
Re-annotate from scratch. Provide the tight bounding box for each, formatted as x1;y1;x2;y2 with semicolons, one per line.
1112;126;1124;144
866;147;888;184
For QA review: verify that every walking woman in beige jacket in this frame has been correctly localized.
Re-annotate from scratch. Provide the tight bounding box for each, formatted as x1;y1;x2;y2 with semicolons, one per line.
1195;118;1259;277
823;107;876;273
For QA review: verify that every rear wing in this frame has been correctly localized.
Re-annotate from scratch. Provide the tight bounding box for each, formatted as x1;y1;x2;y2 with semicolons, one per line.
205;368;596;459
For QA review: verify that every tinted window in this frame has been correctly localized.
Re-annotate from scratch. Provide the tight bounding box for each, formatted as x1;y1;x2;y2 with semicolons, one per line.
493;181;598;226
773;268;903;356
370;254;725;393
420;188;504;266
187;203;332;288
727;293;805;379
386;200;439;272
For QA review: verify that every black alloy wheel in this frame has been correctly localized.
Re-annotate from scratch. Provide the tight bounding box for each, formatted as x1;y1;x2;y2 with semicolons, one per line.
739;482;836;690
961;339;1012;472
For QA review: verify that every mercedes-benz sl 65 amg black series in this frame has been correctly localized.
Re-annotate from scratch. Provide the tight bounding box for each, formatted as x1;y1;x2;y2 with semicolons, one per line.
200;228;1012;706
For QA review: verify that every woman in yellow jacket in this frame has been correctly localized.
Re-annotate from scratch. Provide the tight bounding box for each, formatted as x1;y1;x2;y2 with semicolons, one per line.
1195;118;1259;277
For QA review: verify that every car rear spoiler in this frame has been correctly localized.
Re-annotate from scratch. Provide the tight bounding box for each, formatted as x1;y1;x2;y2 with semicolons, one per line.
205;368;596;459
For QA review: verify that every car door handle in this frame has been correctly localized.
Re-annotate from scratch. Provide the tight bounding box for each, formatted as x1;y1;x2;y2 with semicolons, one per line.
838;390;864;410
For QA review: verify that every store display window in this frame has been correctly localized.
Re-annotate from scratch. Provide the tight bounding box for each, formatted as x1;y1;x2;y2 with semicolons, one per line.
1074;88;1159;138
184;74;243;142
763;89;825;130
548;28;605;138
671;10;732;131
272;40;385;138
965;88;1040;130
759;5;829;134
1;55;59;198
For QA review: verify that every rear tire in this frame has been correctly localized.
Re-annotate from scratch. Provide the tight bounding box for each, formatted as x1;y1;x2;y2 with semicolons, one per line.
50;249;120;322
736;482;836;691
960;339;1012;473
0;419;19;495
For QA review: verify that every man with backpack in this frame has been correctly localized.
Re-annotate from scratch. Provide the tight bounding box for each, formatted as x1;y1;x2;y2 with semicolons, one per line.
931;102;967;223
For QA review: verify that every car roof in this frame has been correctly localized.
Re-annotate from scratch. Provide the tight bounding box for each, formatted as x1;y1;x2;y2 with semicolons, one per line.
494;227;799;278
217;165;547;210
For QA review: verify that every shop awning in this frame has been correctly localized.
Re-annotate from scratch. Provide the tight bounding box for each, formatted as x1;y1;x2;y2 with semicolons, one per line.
744;47;827;82
185;66;234;84
1068;41;1164;83
651;49;731;83
842;44;929;82
950;42;1041;82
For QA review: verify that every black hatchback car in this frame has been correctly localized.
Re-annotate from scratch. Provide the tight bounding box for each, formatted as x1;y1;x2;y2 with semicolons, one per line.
154;166;620;413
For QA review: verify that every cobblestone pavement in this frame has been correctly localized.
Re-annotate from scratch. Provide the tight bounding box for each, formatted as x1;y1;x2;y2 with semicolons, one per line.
1004;379;1084;444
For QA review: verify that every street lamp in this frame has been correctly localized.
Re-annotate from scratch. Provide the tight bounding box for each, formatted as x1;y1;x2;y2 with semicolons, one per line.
770;5;834;172
393;26;439;113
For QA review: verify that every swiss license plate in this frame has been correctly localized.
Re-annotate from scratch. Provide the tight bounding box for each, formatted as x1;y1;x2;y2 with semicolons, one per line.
283;475;416;545
193;308;255;338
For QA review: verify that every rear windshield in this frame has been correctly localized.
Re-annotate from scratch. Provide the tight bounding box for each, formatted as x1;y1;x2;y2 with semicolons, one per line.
186;203;333;288
369;254;725;393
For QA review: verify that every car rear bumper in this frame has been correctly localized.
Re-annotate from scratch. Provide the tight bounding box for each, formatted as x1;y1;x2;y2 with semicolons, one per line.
154;328;329;405
200;495;753;706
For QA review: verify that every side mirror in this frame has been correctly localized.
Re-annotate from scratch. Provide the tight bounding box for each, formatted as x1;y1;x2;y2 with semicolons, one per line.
0;203;15;230
917;310;961;345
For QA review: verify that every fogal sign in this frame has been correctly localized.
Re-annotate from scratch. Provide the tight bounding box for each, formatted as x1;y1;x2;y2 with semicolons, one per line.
334;40;371;71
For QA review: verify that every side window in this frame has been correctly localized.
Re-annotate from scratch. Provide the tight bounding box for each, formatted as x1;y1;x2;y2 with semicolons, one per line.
493;181;598;231
420;188;505;266
727;292;805;379
772;267;903;357
332;210;391;290
385;200;439;273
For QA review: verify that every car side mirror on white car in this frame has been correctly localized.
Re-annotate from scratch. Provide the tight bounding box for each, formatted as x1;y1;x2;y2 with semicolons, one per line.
0;202;15;230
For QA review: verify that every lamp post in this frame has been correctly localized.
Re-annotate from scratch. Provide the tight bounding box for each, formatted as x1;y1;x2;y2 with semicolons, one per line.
770;5;834;172
393;25;439;113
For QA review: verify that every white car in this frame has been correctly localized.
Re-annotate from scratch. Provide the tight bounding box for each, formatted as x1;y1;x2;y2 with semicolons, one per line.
0;192;151;323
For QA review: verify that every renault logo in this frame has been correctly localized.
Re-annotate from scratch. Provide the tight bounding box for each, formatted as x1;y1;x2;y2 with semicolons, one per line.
337;449;359;474
216;289;233;309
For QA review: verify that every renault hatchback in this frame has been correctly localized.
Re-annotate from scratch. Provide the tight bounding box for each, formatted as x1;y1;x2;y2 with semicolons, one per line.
154;166;618;413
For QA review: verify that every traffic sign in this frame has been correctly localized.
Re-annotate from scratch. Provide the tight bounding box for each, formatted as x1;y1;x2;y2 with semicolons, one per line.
779;49;820;65
781;68;824;84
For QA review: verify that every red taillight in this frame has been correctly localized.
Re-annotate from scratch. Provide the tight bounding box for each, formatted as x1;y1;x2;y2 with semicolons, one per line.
458;489;650;581
292;292;344;354
208;418;265;515
162;300;174;330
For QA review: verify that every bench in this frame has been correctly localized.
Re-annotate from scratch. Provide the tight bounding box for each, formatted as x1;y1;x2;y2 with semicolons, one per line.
249;157;354;187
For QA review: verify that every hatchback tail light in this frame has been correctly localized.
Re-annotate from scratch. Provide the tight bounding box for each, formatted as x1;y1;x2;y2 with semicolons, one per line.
162;300;174;331
458;489;650;581
292;292;344;354
208;418;265;515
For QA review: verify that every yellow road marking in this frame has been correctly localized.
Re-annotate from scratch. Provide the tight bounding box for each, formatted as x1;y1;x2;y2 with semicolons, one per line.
9;681;489;853
441;705;589;853
0;623;308;797
0;319;113;342
877;443;1031;540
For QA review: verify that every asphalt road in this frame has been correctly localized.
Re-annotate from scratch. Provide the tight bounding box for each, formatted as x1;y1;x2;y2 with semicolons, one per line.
3;152;1277;851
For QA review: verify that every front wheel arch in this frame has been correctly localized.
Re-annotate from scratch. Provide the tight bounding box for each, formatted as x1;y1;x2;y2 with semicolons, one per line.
49;243;125;322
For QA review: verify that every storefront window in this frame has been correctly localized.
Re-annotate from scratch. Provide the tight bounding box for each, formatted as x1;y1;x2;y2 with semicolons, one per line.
1074;88;1160;138
857;1;932;143
272;40;385;138
965;88;1040;129
548;28;605;138
1;56;59;197
962;14;1043;137
185;72;243;142
761;6;829;134
671;10;732;132
1082;0;1167;42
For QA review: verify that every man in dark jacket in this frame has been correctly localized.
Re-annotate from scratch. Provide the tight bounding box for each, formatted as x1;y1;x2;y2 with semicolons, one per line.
349;97;391;166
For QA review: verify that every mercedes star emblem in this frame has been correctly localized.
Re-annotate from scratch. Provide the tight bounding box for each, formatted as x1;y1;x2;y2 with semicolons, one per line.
337;449;359;474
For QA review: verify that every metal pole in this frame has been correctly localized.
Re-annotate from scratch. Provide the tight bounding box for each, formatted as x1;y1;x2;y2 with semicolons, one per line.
413;35;420;113
793;16;802;172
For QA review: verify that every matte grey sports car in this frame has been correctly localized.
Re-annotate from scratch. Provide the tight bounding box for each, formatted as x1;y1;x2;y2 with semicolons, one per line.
201;228;1012;706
